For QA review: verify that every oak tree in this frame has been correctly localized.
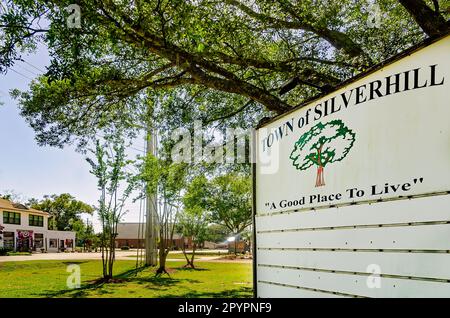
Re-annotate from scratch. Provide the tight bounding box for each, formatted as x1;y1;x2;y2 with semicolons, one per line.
0;0;447;146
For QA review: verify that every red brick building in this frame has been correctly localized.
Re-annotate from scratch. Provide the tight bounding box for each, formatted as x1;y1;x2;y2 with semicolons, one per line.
115;223;145;248
115;223;193;250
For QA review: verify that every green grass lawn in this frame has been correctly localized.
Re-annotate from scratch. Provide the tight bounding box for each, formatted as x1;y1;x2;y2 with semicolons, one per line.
0;260;252;298
126;252;228;260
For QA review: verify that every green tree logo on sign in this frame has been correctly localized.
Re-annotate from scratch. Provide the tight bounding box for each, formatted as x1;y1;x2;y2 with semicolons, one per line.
289;119;356;187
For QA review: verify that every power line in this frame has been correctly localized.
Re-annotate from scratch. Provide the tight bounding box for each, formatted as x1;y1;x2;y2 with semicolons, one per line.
9;68;34;81
16;63;39;77
94;132;146;153
22;60;46;73
6;58;46;81
132;141;147;149
129;145;146;153
92;133;141;175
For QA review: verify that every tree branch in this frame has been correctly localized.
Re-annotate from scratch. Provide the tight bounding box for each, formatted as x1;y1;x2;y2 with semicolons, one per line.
209;51;352;72
98;0;292;114
205;99;254;124
398;0;449;37
0;25;49;33
224;0;368;61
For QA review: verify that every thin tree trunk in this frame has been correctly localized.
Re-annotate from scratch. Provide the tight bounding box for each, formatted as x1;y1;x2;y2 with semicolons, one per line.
315;145;325;187
181;237;193;268
315;166;325;187
190;242;197;269
108;235;114;278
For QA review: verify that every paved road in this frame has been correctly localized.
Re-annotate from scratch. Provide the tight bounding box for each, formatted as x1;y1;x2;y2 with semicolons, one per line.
0;250;251;263
0;251;135;262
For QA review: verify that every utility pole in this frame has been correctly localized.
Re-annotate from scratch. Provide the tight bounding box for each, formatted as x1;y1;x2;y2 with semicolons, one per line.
145;127;158;266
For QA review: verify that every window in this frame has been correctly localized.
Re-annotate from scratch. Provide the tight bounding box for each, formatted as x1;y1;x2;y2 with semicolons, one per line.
3;232;14;249
49;239;57;248
3;211;21;225
29;215;44;227
66;239;73;248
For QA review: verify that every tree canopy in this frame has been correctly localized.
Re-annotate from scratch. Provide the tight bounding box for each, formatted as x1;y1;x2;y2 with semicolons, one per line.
1;0;448;148
29;193;94;231
184;173;252;234
290;119;356;171
290;119;356;186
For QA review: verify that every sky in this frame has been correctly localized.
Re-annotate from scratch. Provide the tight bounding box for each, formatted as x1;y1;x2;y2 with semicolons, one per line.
0;45;145;232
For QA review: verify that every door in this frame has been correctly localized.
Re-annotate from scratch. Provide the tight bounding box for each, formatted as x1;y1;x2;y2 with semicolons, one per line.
34;233;44;251
17;231;33;252
3;232;14;250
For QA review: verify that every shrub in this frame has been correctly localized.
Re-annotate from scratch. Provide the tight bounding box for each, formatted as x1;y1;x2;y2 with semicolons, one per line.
6;251;31;256
120;246;130;250
0;247;11;256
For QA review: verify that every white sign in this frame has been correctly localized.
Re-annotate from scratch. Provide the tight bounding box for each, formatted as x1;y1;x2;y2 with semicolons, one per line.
256;36;450;214
254;35;450;298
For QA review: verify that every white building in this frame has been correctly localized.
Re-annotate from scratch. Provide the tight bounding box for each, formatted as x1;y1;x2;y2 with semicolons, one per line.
0;198;75;253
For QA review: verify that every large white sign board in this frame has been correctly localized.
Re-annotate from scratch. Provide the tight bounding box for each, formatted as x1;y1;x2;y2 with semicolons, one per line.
256;36;449;214
254;35;450;298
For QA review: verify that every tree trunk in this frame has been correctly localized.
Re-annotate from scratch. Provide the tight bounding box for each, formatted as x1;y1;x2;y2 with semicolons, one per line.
101;241;108;279
182;241;192;267
156;243;170;276
156;253;169;275
315;166;325;187
399;0;449;37
108;236;115;278
315;145;325;187
189;243;197;269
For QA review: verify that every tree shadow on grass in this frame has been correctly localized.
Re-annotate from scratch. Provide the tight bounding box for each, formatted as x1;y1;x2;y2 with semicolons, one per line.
175;267;211;272
61;261;90;265
115;266;148;279
37;266;149;298
37;266;201;298
127;275;202;291
160;287;253;298
39;279;108;298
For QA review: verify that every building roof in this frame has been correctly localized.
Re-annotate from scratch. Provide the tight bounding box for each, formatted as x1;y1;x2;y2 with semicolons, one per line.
0;198;50;216
116;223;144;239
116;222;182;240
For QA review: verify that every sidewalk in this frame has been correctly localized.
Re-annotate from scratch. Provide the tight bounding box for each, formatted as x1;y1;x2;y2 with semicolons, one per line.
0;250;251;263
0;251;135;262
